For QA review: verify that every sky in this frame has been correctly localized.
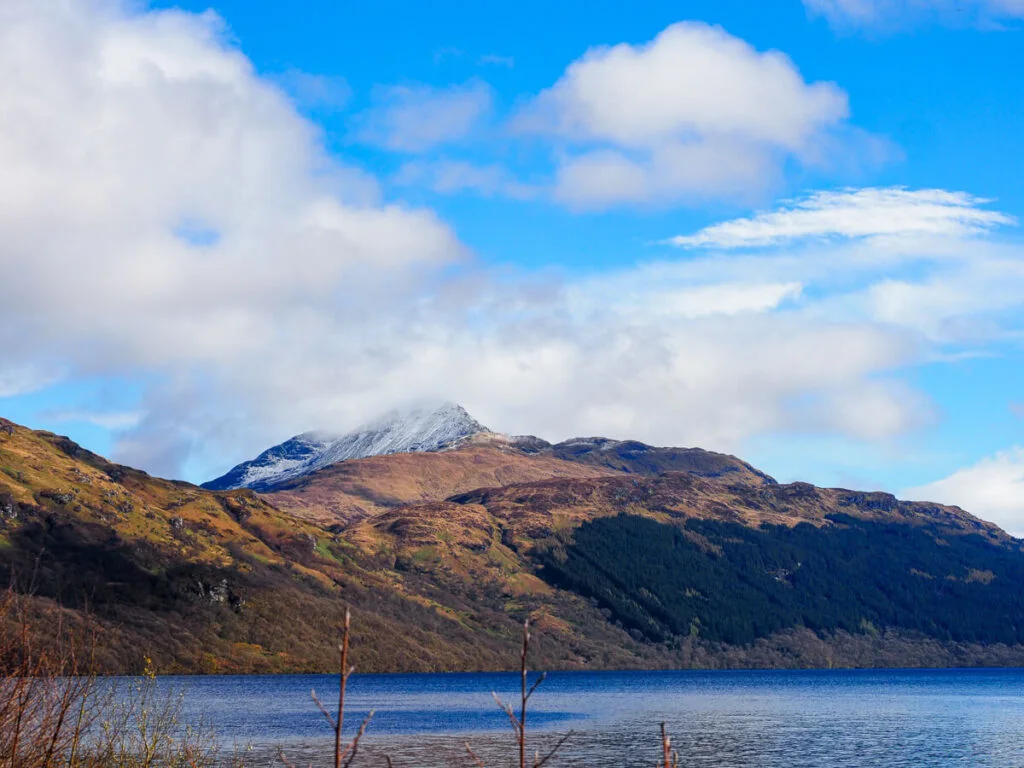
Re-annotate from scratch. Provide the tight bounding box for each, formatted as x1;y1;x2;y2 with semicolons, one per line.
2;0;1024;530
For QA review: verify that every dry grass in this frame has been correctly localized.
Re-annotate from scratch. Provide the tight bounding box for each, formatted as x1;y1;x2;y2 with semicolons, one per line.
0;588;250;768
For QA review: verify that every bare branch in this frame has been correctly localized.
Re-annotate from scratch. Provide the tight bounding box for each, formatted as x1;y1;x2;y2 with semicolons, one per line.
659;722;680;768
533;731;574;768
311;689;337;730
341;710;375;768
465;742;488;768
334;607;352;768
491;691;522;735
526;672;547;702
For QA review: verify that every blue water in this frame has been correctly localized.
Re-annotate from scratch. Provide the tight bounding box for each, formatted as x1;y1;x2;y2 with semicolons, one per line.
154;668;1024;766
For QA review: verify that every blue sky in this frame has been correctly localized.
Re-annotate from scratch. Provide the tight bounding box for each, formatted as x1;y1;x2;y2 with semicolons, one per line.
2;0;1024;530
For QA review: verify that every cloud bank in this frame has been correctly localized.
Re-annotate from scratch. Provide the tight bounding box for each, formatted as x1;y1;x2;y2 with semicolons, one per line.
903;449;1024;537
0;0;1021;490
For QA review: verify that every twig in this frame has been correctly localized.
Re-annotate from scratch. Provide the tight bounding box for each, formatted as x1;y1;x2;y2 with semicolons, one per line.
465;742;488;768
471;619;570;768
659;722;679;768
491;691;522;736
519;621;529;768
335;607;352;768
312;689;337;730
533;731;574;768
341;710;375;768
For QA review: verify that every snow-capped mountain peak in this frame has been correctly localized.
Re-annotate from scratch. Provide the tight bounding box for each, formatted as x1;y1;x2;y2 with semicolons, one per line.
202;403;489;491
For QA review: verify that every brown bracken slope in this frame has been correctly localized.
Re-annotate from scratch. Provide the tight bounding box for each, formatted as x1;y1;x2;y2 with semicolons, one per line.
263;440;623;525
4;415;1024;674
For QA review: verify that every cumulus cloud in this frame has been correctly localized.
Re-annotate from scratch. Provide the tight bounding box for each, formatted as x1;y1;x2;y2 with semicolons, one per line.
805;0;1024;29
353;80;493;152
667;187;1015;248
515;22;851;208
0;0;460;471
0;0;1015;483
903;448;1024;536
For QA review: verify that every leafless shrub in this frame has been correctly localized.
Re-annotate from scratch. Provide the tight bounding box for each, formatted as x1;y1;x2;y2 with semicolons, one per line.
3;593;682;767
465;620;572;768
280;607;374;768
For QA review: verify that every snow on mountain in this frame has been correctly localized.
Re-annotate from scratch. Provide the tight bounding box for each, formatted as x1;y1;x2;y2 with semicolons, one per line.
202;403;489;491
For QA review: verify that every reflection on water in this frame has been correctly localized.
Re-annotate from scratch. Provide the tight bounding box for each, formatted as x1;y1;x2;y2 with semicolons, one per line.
148;668;1024;767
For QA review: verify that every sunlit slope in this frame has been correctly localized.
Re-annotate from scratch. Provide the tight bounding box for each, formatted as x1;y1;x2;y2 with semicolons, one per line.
263;443;623;524
4;414;1024;674
0;418;632;672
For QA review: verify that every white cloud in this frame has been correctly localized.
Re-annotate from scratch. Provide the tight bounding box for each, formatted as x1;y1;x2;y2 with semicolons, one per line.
274;69;352;111
0;364;61;398
394;159;537;199
668;187;1015;249
805;0;1024;29
515;22;851;208
42;409;143;430
353;80;493;152
479;53;514;68
0;1;1013;484
903;449;1024;536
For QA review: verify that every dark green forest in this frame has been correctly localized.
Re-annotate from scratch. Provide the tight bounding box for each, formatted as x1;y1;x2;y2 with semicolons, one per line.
537;514;1024;646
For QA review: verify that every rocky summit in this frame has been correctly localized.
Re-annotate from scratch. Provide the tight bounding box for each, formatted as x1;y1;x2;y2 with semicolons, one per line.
202;402;489;492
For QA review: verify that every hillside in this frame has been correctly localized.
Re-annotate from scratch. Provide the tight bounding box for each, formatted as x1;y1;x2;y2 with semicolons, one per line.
263;441;622;524
4;414;1024;673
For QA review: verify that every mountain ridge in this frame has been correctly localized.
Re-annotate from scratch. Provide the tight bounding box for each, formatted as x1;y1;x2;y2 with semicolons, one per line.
204;403;775;493
4;413;1024;675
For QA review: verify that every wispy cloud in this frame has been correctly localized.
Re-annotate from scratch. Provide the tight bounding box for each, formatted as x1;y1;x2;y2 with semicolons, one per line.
273;69;352;111
353;80;493;152
666;187;1015;249
478;53;514;68
0;364;61;398
805;0;1024;30
42;409;143;430
394;159;537;199
433;46;464;64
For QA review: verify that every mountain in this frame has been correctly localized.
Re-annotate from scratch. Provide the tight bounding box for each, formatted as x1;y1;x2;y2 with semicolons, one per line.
205;403;773;500
202;403;488;491
6;413;1024;674
262;441;622;525
541;437;775;485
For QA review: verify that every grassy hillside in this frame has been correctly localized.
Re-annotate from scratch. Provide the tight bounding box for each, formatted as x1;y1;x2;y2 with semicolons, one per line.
4;415;1024;673
264;442;620;524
